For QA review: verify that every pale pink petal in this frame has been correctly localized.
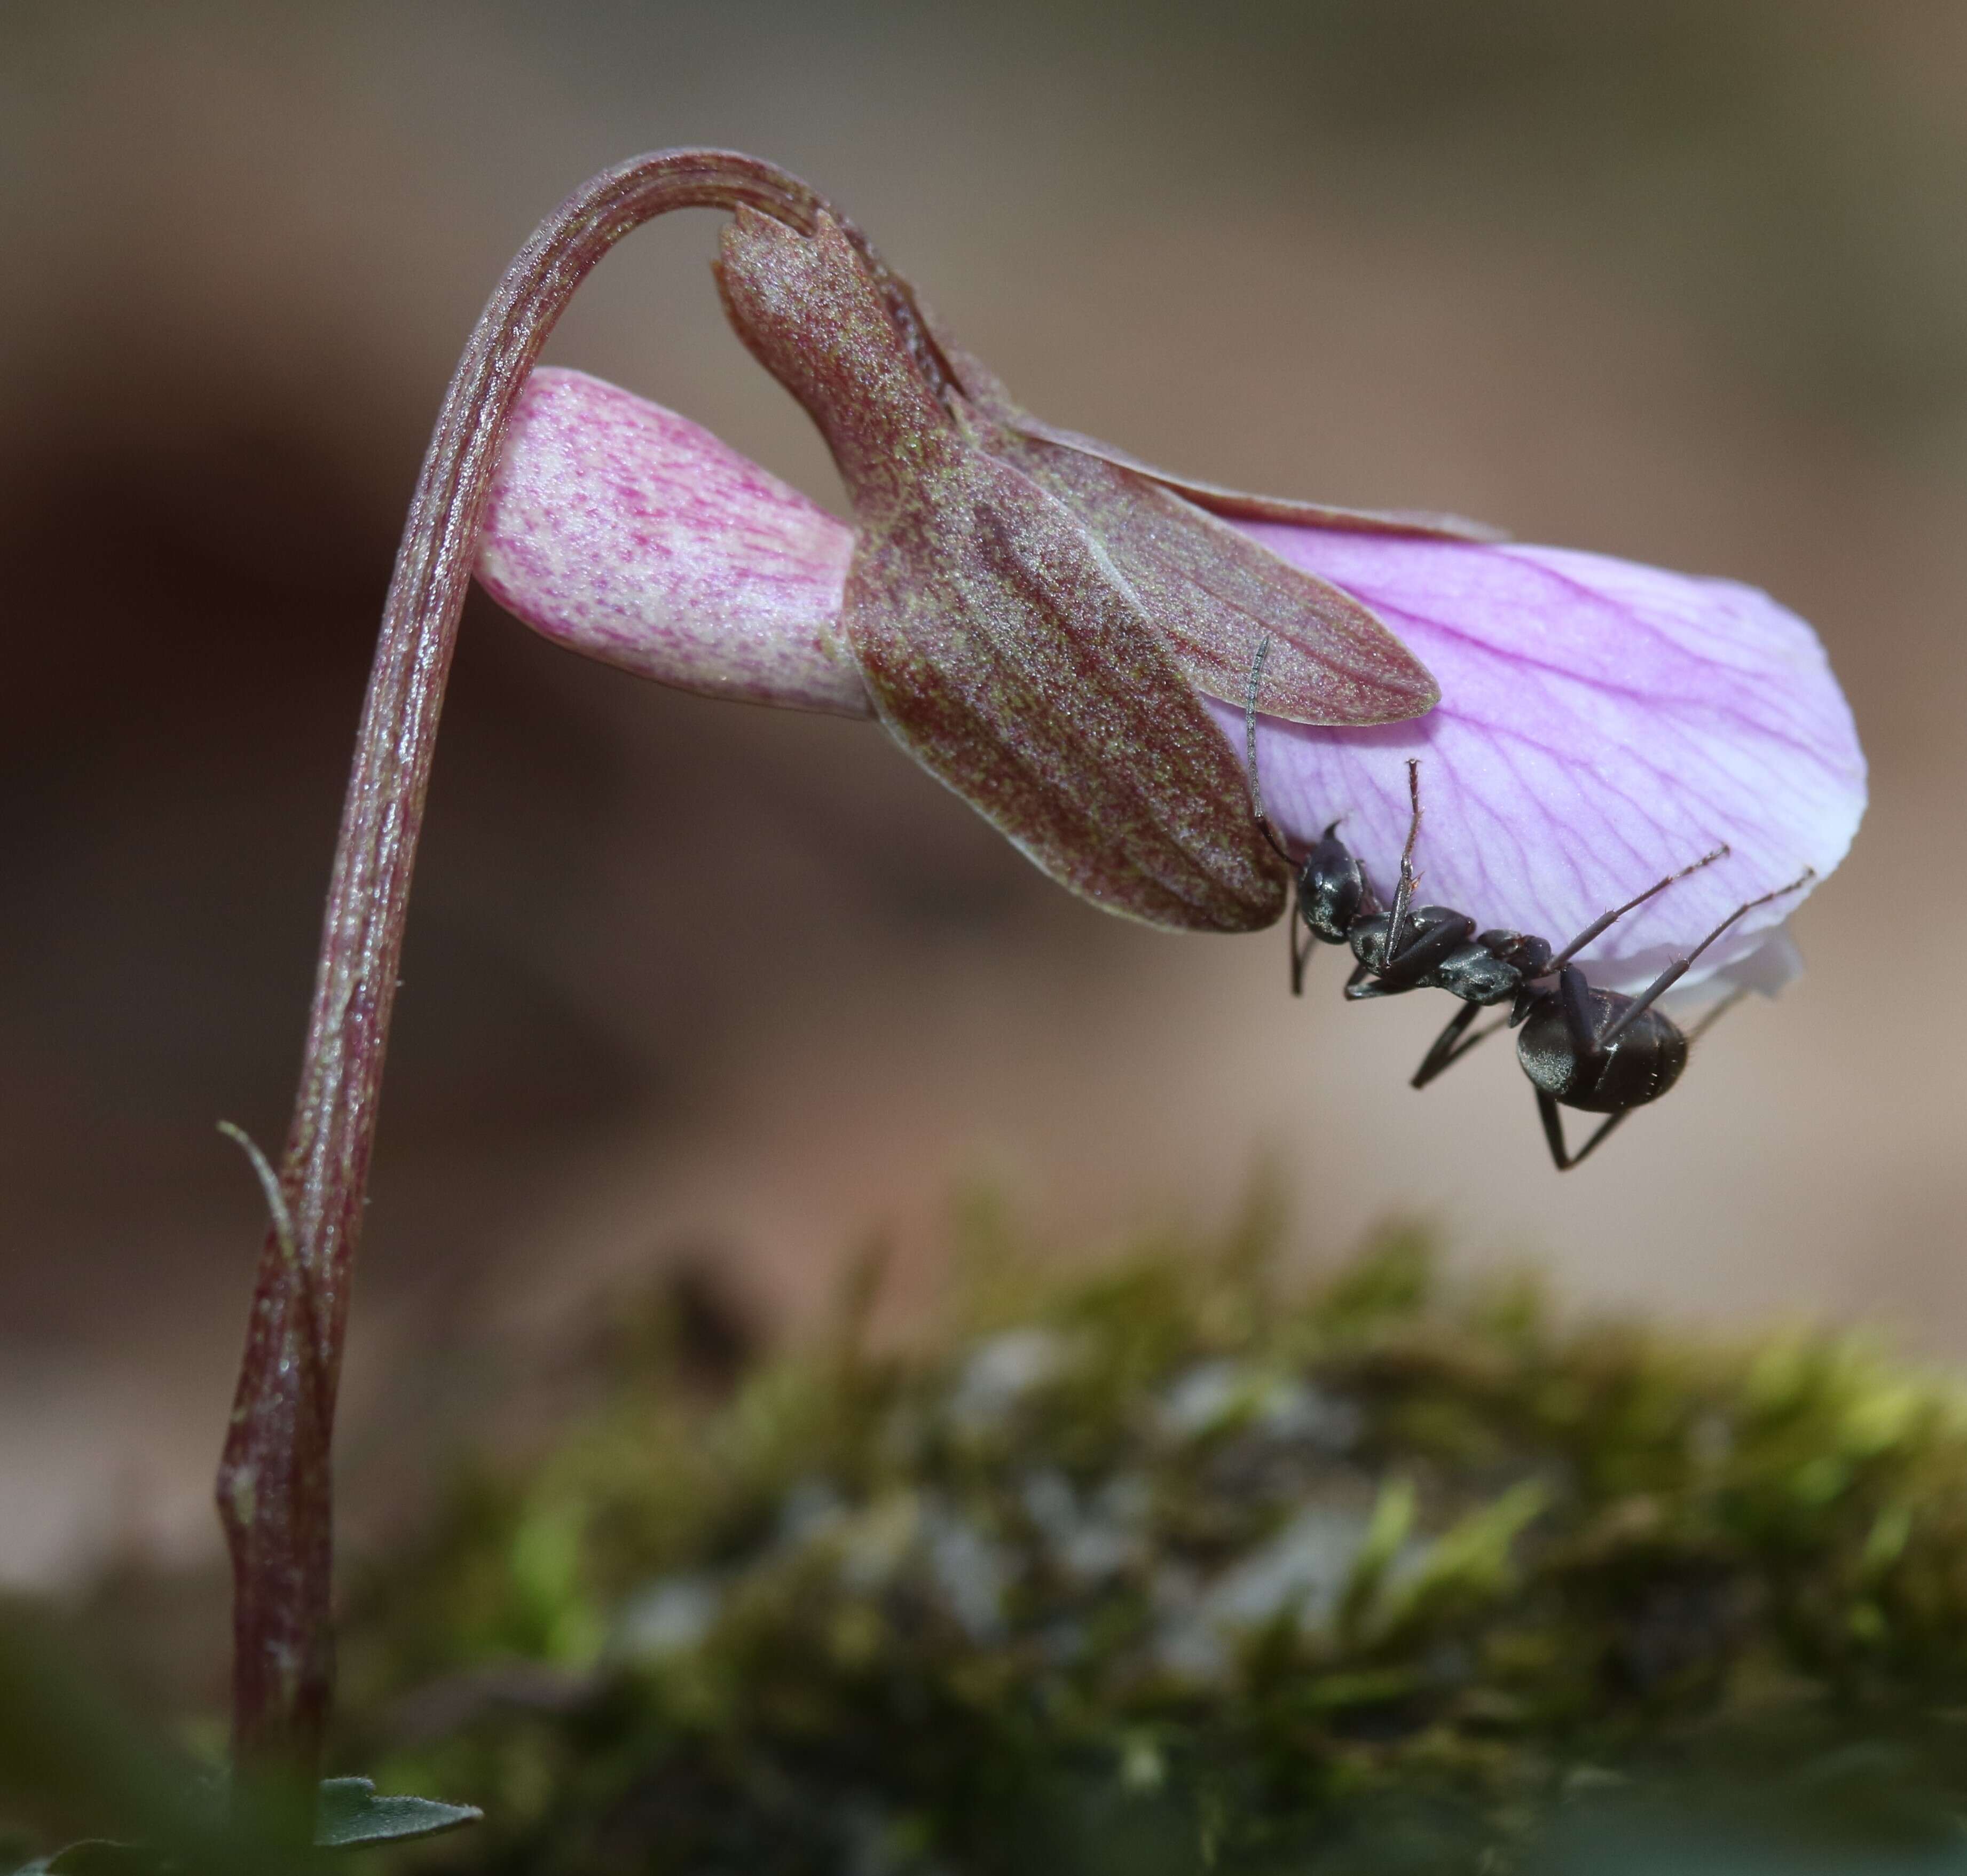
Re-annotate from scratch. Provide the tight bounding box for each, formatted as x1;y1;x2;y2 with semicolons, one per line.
478;367;868;717
1216;527;1866;992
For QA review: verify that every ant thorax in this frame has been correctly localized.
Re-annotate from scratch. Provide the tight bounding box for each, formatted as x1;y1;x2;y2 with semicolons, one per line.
1430;940;1528;1007
1346;905;1471;980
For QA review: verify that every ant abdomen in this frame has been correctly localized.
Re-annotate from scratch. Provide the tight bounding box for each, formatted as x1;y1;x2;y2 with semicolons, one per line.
1428;929;1555;1006
1516;987;1689;1114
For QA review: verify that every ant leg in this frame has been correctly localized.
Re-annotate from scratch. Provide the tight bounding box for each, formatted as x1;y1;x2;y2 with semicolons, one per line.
1600;870;1814;1047
1347;976;1417;1002
1289;907;1313;997
1383;759;1424;966
1411;1002;1510;1089
1545;843;1730;974
1554;963;1602;1059
1536;1090;1570;1168
1352;763;1423;996
1346;956;1423;1001
1536;1090;1632;1171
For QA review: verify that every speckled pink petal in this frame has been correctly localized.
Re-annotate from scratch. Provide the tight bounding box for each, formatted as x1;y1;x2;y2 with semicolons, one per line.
478;367;869;717
1214;527;1866;994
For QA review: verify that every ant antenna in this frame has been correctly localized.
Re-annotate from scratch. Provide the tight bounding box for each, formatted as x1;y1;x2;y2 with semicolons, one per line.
1244;637;1295;865
1545;843;1730;975
1600;867;1815;1047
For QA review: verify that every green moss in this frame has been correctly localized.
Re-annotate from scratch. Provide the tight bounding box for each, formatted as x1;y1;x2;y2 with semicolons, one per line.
338;1206;1967;1873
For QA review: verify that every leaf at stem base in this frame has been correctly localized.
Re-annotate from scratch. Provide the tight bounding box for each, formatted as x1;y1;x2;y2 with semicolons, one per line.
313;1778;482;1849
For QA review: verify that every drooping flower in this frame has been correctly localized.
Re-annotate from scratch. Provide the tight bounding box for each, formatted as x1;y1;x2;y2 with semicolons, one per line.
224;145;1862;1794
479;364;1863;994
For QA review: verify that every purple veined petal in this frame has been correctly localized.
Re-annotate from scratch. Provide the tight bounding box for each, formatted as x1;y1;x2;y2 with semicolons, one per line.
478;367;870;718
1216;526;1867;995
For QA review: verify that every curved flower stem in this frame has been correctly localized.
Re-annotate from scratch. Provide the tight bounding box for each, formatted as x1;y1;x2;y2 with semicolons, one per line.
215;147;875;1794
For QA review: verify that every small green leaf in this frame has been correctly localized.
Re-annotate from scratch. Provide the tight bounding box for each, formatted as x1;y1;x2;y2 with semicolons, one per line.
313;1778;482;1850
11;1843;167;1876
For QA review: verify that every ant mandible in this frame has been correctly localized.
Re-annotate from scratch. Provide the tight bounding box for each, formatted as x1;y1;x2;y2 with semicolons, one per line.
1242;639;1813;1169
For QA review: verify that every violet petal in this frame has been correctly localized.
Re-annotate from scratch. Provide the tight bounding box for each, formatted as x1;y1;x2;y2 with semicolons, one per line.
478;367;868;717
1218;526;1866;992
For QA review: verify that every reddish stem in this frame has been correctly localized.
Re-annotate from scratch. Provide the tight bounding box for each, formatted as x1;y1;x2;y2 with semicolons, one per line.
215;147;870;1791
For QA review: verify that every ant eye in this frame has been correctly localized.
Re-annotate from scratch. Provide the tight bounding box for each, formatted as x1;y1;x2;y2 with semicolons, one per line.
1214;530;1863;998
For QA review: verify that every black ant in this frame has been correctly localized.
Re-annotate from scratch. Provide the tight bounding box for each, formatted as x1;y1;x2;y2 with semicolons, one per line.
1242;639;1813;1169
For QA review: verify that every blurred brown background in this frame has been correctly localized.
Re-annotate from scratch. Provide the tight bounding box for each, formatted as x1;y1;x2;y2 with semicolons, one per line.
1;1;1961;1598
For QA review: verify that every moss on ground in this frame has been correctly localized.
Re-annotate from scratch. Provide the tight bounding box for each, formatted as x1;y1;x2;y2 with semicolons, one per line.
339;1199;1967;1873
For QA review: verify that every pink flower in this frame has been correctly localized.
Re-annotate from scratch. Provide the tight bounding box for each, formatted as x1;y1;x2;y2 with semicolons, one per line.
478;366;1863;992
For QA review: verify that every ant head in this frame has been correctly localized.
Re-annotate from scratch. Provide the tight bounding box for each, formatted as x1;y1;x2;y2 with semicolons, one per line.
1297;826;1376;943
